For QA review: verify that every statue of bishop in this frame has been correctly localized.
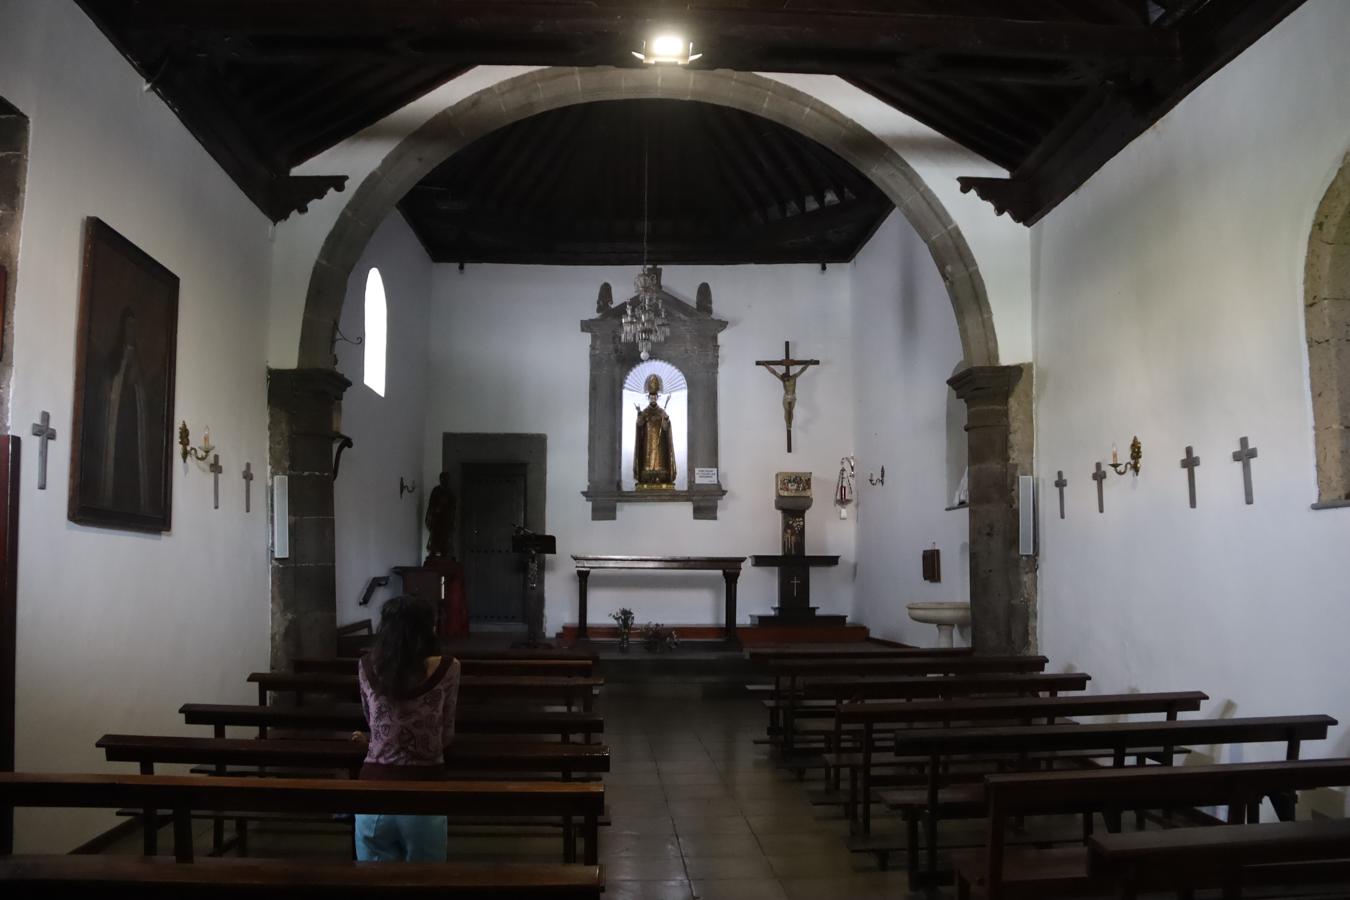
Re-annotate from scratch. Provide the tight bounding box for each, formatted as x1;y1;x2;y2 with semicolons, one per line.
633;374;676;489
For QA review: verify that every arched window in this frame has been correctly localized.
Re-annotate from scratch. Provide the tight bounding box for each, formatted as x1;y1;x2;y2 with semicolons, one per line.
621;359;689;491
1306;154;1350;506
363;268;387;397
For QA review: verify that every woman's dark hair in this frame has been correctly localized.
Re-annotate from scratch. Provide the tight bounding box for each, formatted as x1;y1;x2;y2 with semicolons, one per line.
367;595;439;699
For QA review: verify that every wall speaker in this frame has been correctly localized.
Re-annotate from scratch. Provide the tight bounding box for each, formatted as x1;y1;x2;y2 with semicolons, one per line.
1018;475;1036;557
272;475;289;559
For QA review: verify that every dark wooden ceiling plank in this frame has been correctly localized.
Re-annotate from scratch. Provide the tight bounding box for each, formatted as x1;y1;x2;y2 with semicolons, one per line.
700;108;788;221
496;105;593;216
847;76;1021;171
959;0;1312;224
90;2;1182;63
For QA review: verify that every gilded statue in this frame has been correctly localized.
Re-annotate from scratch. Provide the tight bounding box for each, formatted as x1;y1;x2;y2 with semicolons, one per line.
633;374;676;488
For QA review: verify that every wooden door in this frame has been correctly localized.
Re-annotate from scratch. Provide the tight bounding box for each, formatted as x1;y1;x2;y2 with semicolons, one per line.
461;463;527;624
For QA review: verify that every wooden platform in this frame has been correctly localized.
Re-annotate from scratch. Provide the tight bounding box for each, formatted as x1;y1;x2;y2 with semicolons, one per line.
556;623;869;645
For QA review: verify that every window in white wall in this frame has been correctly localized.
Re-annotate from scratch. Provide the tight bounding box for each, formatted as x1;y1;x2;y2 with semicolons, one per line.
363;268;387;397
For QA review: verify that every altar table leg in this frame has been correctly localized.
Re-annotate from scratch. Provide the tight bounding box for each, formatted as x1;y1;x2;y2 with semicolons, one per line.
576;570;590;640
723;571;740;646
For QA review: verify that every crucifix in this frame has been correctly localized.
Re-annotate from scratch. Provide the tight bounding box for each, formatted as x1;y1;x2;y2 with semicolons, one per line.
1231;436;1258;505
1053;471;1068;519
242;462;254;513
789;574;802;598
29;411;57;491
1180;446;1201;509
209;454;223;510
1092;462;1107;514
756;341;820;452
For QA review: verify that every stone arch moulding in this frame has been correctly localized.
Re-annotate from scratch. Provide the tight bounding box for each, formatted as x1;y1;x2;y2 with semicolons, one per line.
296;67;998;371
280;67;1036;657
1307;151;1350;509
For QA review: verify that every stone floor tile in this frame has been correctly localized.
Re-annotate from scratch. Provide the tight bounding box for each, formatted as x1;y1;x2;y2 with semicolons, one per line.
672;815;754;836
676;831;763;858
602;854;689;881
606;880;694;900
683;854;776;880
688;877;790;900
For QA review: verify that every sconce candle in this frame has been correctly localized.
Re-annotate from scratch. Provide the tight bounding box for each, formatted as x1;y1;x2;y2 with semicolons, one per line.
178;421;216;463
1109;436;1143;477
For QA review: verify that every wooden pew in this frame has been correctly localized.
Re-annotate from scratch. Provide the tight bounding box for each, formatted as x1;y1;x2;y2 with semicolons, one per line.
293;656;595;677
777;671;1091;753
747;645;972;663
0;856;606;898
947;758;1350;899
831;691;1207;833
180;703;604;742
1088;818;1350;900
97;734;610;856
881;715;1337;885
247;673;603;712
0;771;604;870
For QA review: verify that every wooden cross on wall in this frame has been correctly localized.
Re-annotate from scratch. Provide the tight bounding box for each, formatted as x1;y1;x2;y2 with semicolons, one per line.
756;341;820;453
209;454;223;510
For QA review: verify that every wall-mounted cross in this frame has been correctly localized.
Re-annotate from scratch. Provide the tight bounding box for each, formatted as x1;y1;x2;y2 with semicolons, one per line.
242;462;254;513
1092;462;1107;514
29;411;57;491
789;575;802;598
1053;471;1068;520
209;454;223;510
756;341;820;453
1180;446;1201;509
1232;436;1258;505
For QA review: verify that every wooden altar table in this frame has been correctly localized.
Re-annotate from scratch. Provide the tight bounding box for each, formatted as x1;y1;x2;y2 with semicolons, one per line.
571;556;746;644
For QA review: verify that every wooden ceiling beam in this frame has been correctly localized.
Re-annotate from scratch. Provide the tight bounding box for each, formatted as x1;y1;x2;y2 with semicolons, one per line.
958;0;1311;224
88;2;1181;63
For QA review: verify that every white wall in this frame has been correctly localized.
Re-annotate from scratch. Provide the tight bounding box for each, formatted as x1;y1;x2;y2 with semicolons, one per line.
423;263;858;631
333;214;433;626
852;211;970;645
1;0;274;850
270;67;1029;370
1035;0;1350;774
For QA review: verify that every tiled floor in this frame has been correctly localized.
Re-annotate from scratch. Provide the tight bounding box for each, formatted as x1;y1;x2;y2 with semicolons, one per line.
595;689;911;900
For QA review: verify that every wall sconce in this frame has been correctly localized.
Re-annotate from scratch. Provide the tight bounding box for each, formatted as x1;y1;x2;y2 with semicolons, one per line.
868;465;886;486
1109;436;1143;477
178;421;215;463
400;476;417;497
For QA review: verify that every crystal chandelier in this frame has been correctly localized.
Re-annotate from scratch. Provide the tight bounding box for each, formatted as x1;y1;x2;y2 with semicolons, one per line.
620;124;669;361
622;265;670;361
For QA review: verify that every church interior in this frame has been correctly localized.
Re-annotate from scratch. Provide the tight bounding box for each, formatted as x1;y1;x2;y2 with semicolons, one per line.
2;1;1350;897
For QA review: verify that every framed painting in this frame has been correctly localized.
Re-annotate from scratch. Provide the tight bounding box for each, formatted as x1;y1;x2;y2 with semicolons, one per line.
68;218;179;532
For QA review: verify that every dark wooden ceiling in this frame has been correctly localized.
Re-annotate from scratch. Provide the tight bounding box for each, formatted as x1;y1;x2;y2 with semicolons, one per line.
75;0;1307;226
399;100;891;265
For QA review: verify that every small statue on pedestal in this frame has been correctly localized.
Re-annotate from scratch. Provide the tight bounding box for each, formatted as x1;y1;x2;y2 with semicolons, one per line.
634;374;676;489
424;472;456;560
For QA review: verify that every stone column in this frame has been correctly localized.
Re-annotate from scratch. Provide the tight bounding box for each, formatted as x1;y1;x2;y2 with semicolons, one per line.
948;364;1037;656
267;368;351;669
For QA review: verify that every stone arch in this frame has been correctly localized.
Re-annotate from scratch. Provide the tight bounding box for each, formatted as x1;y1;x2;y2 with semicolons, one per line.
1306;152;1350;506
297;67;999;370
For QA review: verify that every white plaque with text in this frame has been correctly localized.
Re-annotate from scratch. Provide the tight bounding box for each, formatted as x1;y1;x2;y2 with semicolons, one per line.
694;467;719;485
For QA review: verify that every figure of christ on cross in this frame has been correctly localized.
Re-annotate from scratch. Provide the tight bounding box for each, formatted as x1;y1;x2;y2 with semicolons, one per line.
756;341;820;453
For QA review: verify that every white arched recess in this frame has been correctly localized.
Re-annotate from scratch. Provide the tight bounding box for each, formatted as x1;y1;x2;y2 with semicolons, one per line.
264;66;1037;659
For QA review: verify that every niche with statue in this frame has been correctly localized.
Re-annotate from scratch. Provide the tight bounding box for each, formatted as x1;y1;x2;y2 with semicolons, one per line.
580;272;727;520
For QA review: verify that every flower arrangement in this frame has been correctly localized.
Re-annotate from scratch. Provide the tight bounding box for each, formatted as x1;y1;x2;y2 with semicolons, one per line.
640;622;680;653
610;607;636;651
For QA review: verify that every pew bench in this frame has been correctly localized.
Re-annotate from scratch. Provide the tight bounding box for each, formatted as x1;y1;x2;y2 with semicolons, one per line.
884;715;1336;887
180;703;604;742
293;656;595;677
1088;817;1350;899
0;772;604;865
949;757;1350;900
247;673;604;712
0;856;606;898
96;734;610;856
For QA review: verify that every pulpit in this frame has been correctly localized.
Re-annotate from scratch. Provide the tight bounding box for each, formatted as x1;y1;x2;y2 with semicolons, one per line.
751;472;844;626
512;528;557;645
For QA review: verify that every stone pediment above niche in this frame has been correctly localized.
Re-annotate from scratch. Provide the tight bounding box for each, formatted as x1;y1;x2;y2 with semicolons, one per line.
581;275;728;520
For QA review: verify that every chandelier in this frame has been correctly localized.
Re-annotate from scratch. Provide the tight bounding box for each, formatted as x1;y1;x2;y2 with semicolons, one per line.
622;265;670;361
620;122;669;361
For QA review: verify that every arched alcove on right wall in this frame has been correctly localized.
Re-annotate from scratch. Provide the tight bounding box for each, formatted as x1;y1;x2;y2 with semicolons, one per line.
1306;152;1350;508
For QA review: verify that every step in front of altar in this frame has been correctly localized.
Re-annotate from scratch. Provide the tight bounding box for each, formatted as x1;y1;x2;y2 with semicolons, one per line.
556;623;867;645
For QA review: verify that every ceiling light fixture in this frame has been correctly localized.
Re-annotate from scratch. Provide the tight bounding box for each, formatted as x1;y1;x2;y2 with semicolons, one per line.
632;33;702;66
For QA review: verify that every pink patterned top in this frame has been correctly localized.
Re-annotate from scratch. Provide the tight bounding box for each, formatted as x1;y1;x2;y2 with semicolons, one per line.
358;655;461;780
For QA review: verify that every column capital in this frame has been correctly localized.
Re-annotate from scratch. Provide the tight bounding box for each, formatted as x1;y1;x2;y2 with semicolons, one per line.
267;367;352;411
947;364;1024;404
